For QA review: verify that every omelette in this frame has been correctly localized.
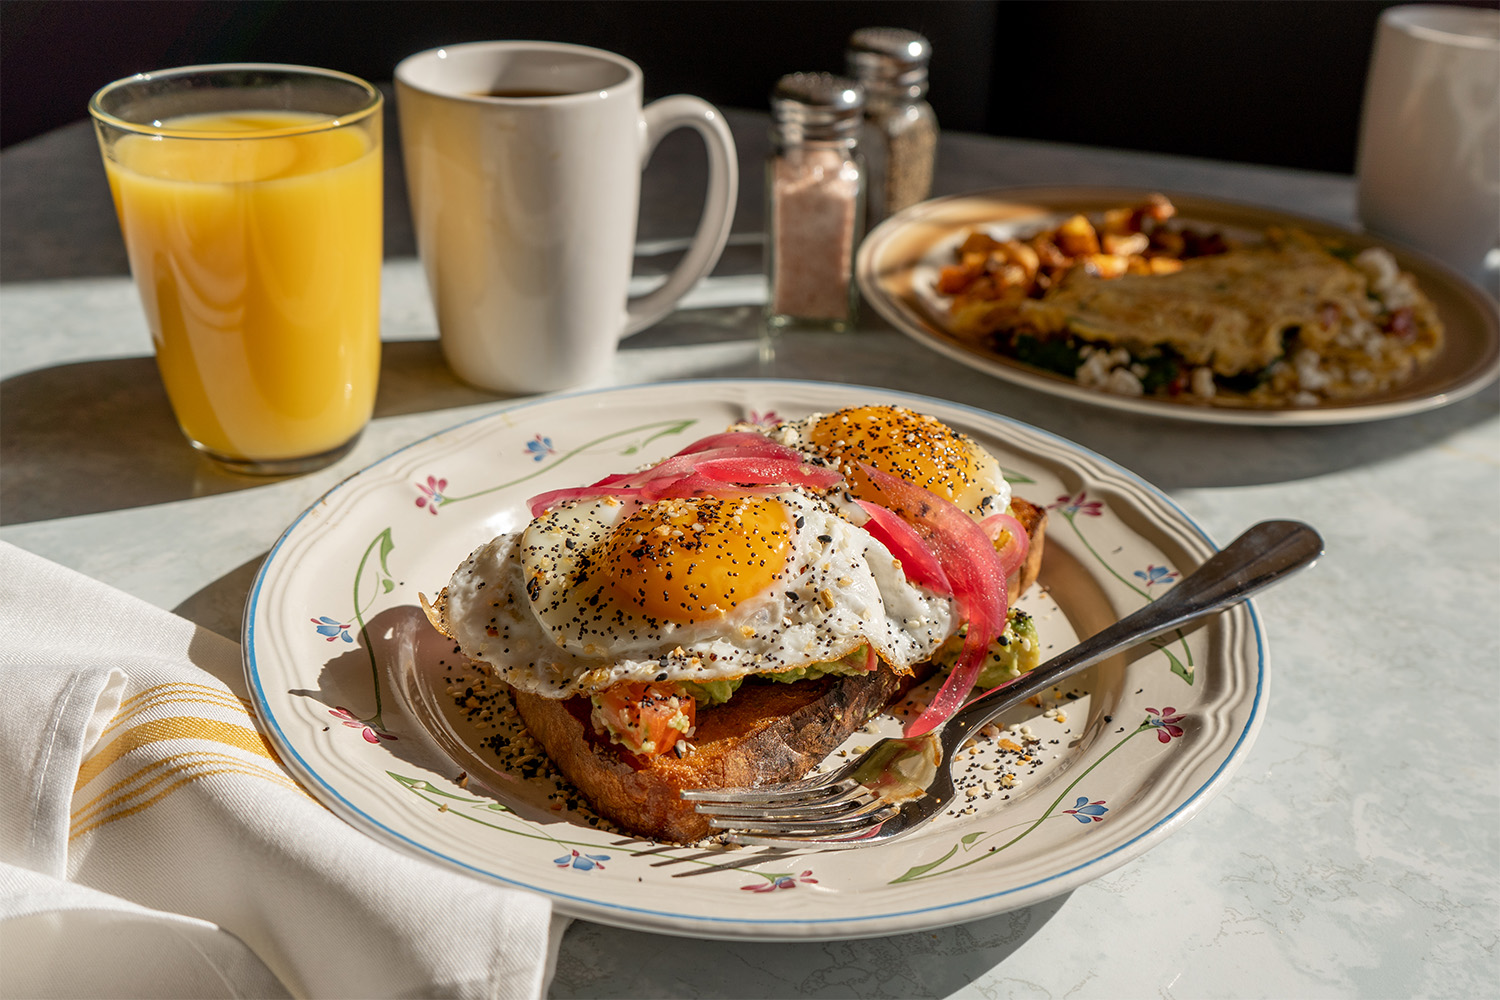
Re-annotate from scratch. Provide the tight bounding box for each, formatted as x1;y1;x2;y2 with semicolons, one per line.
942;202;1445;407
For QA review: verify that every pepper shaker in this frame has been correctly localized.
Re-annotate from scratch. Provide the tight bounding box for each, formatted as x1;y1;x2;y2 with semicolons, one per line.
847;27;938;226
764;72;865;333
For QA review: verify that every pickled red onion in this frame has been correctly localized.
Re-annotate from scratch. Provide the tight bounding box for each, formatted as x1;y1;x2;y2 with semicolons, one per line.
695;456;842;490
856;500;953;596
855;463;1008;738
589;453;703;489
671;432;803;459
527;484;651;516
526;432;841;515
979;512;1031;578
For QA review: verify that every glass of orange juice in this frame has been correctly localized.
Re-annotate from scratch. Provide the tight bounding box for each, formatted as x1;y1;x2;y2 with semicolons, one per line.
89;64;383;475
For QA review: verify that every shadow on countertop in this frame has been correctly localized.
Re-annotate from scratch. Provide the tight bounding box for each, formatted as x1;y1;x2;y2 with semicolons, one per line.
0;340;504;525
175;551;266;642
1022;386;1500;492
549;890;1073;999
7;315;1496;528
14;187;1490;514
707;327;1500;492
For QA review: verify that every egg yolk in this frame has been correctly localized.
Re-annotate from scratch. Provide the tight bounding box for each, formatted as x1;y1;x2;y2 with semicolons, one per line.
806;405;984;506
603;497;792;624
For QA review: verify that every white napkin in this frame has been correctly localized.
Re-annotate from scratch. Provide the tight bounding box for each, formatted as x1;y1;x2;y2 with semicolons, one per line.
0;542;565;999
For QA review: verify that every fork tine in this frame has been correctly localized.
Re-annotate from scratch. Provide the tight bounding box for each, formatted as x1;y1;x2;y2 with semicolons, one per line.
689;791;872;821
680;775;861;805
726;828;888;850
706;801;899;838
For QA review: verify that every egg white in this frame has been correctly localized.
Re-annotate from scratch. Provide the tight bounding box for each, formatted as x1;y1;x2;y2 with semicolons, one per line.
442;489;956;698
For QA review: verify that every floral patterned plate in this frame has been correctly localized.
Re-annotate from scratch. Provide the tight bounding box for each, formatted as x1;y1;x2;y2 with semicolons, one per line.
244;379;1266;941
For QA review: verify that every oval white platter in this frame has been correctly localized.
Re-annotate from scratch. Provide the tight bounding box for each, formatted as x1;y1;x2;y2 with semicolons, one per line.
244;379;1266;940
856;185;1500;426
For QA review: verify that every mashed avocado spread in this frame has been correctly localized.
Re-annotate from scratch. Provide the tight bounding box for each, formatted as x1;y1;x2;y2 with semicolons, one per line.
930;609;1041;689
680;608;1040;707
680;645;873;705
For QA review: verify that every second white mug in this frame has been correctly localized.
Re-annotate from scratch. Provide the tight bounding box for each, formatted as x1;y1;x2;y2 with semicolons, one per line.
396;41;739;393
1355;5;1500;294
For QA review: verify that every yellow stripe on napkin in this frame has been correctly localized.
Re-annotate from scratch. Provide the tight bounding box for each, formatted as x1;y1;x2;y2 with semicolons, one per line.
100;682;252;738
73;748;300;823
77;714;276;789
70;683;316;840
71;752;302;839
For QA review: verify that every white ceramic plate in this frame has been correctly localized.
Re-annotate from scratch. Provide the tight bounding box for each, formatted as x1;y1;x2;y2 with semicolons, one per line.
244;379;1266;940
856;186;1500;426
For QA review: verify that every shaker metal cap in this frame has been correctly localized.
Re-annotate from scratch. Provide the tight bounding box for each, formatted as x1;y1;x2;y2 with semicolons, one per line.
770;72;865;141
847;27;932;94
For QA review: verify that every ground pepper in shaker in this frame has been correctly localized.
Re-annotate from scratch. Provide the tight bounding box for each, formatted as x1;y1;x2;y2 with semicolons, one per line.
847;27;937;225
764;72;865;333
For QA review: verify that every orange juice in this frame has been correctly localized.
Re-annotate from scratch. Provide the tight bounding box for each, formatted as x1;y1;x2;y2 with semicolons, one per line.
104;110;381;465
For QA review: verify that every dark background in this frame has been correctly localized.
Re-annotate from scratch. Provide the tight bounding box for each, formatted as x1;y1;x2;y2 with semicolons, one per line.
5;0;1495;174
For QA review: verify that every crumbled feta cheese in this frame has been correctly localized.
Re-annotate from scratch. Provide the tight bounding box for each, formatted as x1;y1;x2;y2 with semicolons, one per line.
1104;367;1144;396
1076;346;1132;388
1293;348;1331;391
1190;366;1216;397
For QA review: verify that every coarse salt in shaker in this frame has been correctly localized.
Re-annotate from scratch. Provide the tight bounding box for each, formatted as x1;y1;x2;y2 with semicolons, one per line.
764;72;865;333
847;27;937;225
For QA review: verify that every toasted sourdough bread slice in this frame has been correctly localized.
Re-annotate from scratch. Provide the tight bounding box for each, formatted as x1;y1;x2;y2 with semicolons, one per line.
507;496;1047;843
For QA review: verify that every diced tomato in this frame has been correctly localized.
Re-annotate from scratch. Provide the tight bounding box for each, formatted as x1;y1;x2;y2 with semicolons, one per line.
590;681;696;758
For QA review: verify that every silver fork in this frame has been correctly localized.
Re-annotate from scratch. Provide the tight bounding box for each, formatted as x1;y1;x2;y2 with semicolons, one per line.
682;519;1323;848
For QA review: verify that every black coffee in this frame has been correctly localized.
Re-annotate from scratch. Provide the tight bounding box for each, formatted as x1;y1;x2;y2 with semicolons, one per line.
472;88;575;98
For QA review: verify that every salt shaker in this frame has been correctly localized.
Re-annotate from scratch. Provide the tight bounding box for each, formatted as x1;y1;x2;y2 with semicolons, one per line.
847;27;937;225
764;72;865;333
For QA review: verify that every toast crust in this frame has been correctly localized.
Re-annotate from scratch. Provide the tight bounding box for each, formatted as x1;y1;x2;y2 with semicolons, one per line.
511;496;1048;842
1007;496;1047;604
512;665;922;842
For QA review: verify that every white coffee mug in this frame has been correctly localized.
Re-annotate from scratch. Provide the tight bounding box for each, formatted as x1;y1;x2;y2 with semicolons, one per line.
1355;5;1500;295
395;41;738;392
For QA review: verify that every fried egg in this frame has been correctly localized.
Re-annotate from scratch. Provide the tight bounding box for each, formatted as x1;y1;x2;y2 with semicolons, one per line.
764;405;1012;518
441;489;956;699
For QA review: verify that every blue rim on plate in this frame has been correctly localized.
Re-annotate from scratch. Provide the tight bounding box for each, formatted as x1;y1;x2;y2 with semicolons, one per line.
243;379;1267;940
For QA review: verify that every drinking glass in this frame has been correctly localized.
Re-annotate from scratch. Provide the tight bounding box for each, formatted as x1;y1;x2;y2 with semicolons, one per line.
90;64;384;475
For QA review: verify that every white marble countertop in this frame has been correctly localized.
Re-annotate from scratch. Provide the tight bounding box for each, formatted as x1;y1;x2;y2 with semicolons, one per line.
3;111;1497;997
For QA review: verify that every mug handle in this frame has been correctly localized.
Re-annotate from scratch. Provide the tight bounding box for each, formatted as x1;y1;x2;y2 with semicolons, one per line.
623;96;738;336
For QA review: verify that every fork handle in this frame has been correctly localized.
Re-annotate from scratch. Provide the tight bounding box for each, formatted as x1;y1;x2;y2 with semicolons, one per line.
942;519;1324;740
